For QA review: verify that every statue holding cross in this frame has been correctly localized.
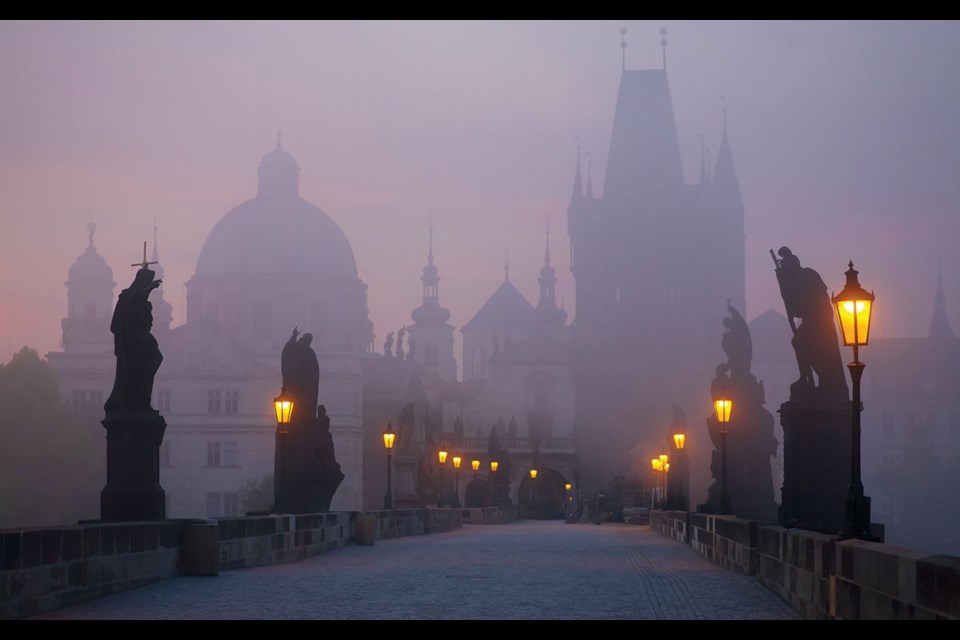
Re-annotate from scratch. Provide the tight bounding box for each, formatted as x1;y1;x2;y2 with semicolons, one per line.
104;241;164;414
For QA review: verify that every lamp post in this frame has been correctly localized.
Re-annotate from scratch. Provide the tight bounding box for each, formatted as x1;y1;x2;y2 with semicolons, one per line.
437;448;448;507
472;459;480;481
832;261;877;541
714;392;733;515
382;422;396;510
672;432;687;510
651;458;662;508
452;456;463;508
272;387;294;513
658;454;668;510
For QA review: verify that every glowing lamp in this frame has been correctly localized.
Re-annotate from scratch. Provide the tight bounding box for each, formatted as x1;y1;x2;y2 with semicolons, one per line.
382;422;396;451
714;397;732;424
673;433;686;450
659;454;668;466
273;387;294;433
564;483;572;491
438;449;448;465
452;456;462;470
832;261;874;347
490;461;499;472
529;468;538;479
664;462;670;473
651;458;662;471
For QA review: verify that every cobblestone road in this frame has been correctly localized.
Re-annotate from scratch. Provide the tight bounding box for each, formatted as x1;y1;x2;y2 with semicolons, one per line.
31;521;801;620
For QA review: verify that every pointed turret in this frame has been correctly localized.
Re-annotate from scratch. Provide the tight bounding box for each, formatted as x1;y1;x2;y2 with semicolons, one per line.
408;219;456;381
712;101;744;214
928;265;955;340
536;226;568;329
570;143;584;206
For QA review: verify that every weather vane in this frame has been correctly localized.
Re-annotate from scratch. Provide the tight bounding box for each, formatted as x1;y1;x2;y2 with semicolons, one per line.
620;27;628;72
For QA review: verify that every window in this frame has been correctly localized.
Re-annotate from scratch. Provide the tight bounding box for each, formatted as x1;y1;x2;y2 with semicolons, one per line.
205;493;221;518
72;390;88;413
223;493;240;517
425;343;439;367
472;344;486;377
223;441;240;467
225;390;239;415
208;390;222;414
206;441;222;468
157;389;171;413
206;492;239;518
161;441;172;468
252;301;272;340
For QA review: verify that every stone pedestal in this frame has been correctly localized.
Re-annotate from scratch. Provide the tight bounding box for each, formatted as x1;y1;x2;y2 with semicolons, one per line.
778;400;851;534
101;411;167;521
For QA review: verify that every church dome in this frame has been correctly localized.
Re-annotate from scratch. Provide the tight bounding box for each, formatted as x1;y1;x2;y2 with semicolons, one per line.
68;223;115;283
194;141;358;279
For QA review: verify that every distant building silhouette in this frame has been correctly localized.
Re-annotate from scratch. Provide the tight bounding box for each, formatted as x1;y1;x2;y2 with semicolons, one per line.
567;56;746;485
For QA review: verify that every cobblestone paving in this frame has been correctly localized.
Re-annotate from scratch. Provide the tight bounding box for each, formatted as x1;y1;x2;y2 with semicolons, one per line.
31;521;802;620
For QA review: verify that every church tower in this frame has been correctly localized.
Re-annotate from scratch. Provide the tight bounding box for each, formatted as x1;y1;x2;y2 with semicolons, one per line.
61;223;115;354
567;32;746;484
407;222;457;383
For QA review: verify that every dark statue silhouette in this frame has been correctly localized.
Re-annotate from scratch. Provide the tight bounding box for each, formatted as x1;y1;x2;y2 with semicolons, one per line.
773;246;848;403
104;266;163;413
100;259;167;521
701;303;779;522
278;327;343;512
384;332;394;358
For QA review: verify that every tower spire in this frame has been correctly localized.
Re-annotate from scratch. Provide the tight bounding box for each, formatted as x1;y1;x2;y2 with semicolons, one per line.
570;136;584;205
544;220;551;267
585;152;594;199
929;261;955;339
428;213;434;266
660;27;668;71
152;213;160;263
620;27;628;73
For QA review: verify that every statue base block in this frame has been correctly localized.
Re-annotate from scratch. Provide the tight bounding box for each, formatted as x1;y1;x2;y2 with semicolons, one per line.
101;411;167;522
778;400;851;534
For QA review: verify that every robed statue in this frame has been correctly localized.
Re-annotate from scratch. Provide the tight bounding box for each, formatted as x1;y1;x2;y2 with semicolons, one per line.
772;246;848;403
104;266;163;414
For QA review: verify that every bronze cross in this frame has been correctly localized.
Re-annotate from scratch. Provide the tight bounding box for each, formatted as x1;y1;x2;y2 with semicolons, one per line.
131;241;158;270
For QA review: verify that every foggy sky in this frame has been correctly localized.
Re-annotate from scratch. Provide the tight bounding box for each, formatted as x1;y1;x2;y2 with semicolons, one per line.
1;20;959;364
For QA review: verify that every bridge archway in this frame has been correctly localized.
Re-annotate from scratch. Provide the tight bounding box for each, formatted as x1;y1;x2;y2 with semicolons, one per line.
518;467;567;519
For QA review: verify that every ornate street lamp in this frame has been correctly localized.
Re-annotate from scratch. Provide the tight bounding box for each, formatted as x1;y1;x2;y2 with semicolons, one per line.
672;432;688;511
452;455;463;508
383;422;396;510
437;447;448;507
471;458;480;480
273;387;294;434
490;460;499;473
272;387;294;514
714;391;733;515
832;261;877;540
673;433;686;450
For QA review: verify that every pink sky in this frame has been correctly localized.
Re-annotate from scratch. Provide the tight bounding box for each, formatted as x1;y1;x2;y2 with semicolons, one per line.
1;20;958;364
